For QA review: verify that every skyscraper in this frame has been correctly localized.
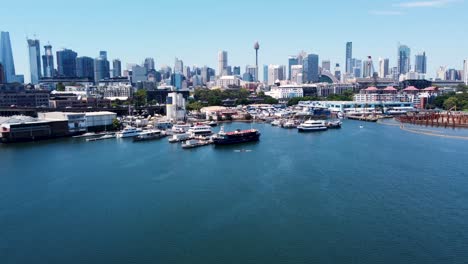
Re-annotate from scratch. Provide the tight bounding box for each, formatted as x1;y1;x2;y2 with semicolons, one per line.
76;56;94;79
56;49;77;77
363;56;375;78
346;42;352;74
288;56;299;80
398;44;411;75
174;58;184;74
334;63;341;81
378;58;390;78
263;65;268;84
42;44;54;78
303;54;319;83
464;59;468;85
415;52;427;74
27;39;41;84
144;58;155;72
113;59;122;77
0;32;16;82
290;65;303;84
351;59;362;78
322;60;331;72
218;51;228;77
267;65;285;85
0;63;5;84
93;51;110;83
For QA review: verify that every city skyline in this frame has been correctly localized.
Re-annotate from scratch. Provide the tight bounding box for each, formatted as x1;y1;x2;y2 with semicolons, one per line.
2;0;468;83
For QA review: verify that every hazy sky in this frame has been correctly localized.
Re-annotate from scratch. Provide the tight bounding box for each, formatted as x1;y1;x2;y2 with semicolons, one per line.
2;0;467;82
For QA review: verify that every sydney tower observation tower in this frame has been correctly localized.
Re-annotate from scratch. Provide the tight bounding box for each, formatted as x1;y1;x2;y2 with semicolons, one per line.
254;41;259;82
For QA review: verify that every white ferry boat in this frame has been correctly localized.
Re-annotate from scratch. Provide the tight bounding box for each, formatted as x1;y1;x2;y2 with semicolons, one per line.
168;133;191;143
116;127;141;138
297;120;328;132
188;125;212;136
172;124;191;133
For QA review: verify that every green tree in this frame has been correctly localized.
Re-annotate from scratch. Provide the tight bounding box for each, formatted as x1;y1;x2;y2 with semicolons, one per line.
443;97;459;110
134;89;147;107
112;118;121;130
187;101;205;111
56;82;65;91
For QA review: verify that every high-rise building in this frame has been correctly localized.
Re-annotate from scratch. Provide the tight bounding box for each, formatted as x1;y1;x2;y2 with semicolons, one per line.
436;66;446;80
93;51;110;83
184;66;191;79
0;32;16;82
398;44;411;75
218;51;228;76
288;56;299;80
0;63;5;84
27;39;42;84
267;65;285;85
363;56;375;78
303;54;319;83
131;65;147;84
346;42;352;74
290;65;303;84
113;59;122;77
56;49;77;77
351;59;362;78
322;60;331;72
245;66;257;81
464;59;468;85
415;52;427;74
174;58;184;74
263;65;268;84
378;58;390;78
42;44;54;78
233;66;241;76
334;63;341;81
76;56;94;79
143;58;155;72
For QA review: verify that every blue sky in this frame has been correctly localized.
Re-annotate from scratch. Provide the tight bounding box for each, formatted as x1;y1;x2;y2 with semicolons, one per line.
2;0;467;82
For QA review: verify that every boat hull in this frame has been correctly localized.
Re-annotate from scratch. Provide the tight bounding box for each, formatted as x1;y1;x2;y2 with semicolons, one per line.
213;133;260;145
298;127;328;132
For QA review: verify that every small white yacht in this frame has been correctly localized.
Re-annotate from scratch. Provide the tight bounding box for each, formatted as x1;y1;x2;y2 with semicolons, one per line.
116;126;141;138
188;125;212;136
297;120;328;132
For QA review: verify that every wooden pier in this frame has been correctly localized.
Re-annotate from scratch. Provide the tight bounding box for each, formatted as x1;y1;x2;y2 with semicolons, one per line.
396;111;468;128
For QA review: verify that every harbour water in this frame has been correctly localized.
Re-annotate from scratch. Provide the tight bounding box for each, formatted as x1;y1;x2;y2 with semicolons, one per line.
1;121;468;263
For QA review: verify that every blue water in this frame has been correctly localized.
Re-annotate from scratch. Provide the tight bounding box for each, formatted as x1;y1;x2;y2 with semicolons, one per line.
1;121;468;264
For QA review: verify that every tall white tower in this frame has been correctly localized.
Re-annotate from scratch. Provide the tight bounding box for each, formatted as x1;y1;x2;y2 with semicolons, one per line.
464;59;468;85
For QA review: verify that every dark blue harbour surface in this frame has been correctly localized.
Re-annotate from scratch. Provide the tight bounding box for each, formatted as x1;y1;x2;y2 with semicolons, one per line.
1;121;468;264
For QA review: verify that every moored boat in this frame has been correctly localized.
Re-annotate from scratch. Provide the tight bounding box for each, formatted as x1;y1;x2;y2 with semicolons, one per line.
297;120;328;132
116;126;141;138
188;124;212;136
133;130;166;142
181;139;212;149
168;133;191;143
213;126;261;145
326;120;342;129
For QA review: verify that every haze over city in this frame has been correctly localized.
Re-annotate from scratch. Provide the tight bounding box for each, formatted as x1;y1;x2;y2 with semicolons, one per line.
3;0;468;82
